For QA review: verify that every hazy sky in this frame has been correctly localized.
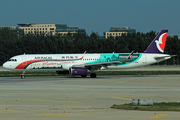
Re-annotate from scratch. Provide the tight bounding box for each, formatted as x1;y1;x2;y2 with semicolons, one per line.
0;0;180;35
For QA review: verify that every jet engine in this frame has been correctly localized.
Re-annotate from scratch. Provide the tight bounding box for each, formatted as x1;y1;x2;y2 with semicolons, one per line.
69;67;88;75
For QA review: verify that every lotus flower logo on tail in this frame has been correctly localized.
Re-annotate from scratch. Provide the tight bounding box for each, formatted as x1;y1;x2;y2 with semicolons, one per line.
143;30;168;54
155;33;168;53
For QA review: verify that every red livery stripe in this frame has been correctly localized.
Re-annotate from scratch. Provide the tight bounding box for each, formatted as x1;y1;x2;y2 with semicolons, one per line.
15;56;84;69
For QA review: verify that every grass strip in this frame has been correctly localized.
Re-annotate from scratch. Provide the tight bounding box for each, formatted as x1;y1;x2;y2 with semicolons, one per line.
0;71;180;77
111;102;180;111
0;71;69;77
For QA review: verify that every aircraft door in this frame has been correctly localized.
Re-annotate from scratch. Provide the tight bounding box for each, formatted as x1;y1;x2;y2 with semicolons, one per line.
99;56;104;63
57;56;62;69
143;55;147;63
22;56;27;65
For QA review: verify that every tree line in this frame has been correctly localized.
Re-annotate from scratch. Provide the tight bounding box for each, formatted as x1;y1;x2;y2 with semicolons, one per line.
0;28;179;65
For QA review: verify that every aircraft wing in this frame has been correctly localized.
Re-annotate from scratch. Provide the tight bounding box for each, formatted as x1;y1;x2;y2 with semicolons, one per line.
73;50;135;69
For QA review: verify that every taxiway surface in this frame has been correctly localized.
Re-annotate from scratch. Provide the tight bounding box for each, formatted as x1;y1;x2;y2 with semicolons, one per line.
0;75;180;120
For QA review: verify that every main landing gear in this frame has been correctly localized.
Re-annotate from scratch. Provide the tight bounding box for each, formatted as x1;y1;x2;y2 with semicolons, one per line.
90;73;96;78
80;73;97;78
81;75;87;78
21;71;25;79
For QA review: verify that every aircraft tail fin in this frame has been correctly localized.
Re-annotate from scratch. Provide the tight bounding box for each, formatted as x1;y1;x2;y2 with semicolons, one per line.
143;30;168;54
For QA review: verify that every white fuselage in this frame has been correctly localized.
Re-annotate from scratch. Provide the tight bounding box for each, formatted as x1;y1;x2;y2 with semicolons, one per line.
2;53;171;71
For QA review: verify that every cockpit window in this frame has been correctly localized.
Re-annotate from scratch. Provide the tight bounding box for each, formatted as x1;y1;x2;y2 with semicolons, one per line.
8;59;17;62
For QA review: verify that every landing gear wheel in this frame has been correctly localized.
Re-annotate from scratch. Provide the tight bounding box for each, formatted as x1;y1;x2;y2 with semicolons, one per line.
90;73;96;78
81;75;87;78
21;71;25;79
21;75;25;79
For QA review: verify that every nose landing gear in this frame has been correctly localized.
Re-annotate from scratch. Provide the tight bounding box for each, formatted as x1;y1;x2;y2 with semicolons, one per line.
21;71;25;79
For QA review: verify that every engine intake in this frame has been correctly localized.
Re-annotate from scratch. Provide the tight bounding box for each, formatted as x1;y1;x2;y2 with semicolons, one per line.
69;67;88;75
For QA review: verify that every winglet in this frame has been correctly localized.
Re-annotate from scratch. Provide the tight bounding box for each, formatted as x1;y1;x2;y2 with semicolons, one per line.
120;50;135;62
127;50;135;59
84;51;87;54
143;30;168;54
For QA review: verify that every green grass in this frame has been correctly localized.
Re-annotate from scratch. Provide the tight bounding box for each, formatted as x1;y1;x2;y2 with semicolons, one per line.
0;71;180;77
111;102;180;111
0;71;68;77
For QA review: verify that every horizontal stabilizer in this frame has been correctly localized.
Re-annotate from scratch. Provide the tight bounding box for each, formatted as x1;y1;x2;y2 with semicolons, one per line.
154;55;176;61
154;55;176;59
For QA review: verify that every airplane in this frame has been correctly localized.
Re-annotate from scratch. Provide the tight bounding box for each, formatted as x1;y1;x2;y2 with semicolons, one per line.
3;30;174;79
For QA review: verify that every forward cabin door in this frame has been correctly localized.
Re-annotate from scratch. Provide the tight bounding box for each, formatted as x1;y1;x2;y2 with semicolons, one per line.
99;56;105;63
22;56;27;65
57;56;62;69
143;54;147;63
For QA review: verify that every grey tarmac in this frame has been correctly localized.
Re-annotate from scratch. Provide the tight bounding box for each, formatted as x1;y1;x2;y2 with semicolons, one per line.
0;75;180;120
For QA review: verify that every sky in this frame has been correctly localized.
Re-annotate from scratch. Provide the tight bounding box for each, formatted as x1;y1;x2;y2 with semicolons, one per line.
0;0;180;35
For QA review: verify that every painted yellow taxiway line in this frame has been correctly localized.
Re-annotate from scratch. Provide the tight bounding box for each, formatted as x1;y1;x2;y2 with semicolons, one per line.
32;99;79;103
149;114;168;119
0;113;30;116
111;97;132;100
33;112;91;116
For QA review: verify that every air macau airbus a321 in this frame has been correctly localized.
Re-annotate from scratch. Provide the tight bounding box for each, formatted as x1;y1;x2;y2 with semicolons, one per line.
3;30;175;78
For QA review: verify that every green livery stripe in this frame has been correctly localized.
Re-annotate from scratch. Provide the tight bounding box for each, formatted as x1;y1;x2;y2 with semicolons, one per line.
85;53;142;66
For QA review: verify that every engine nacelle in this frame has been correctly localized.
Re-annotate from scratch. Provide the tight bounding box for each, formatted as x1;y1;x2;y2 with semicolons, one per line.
56;71;69;74
69;67;88;75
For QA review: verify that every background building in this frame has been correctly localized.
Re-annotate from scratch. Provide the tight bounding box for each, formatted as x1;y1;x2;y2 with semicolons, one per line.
0;24;85;37
103;27;136;38
18;23;86;36
0;26;24;37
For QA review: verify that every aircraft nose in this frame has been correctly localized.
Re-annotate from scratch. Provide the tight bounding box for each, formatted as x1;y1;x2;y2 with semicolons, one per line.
2;62;11;70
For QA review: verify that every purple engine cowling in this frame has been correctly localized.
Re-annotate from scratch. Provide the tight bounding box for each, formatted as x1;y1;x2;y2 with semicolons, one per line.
69;67;88;75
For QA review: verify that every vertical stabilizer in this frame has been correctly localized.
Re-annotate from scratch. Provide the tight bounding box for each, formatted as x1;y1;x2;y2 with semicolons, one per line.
143;30;168;54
